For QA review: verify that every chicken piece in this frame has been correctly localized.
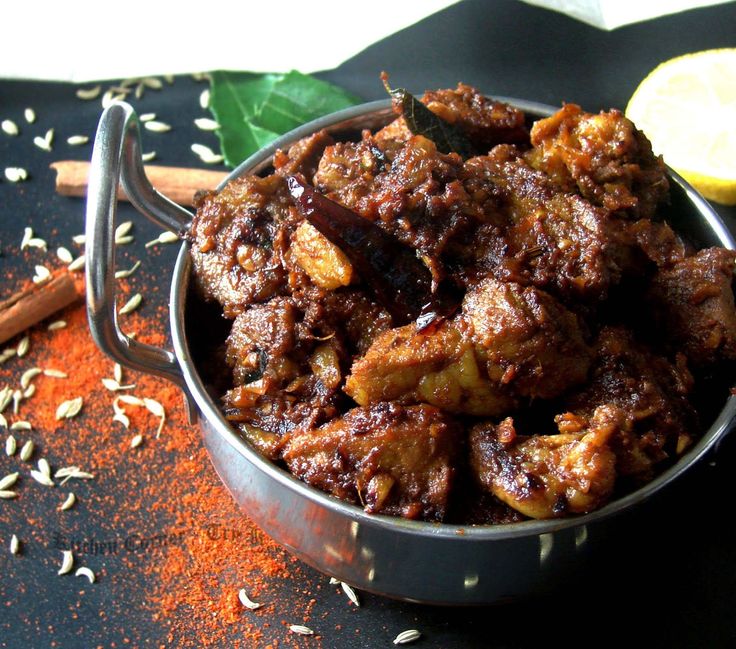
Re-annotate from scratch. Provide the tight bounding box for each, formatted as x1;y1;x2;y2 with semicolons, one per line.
344;318;514;416
469;405;619;519
225;298;299;389
273;129;334;180
564;326;696;481
290;221;354;290
465;146;624;303
463;276;592;400
647;247;736;366
345;278;591;414
189;174;291;317
282;402;461;521
527;104;669;219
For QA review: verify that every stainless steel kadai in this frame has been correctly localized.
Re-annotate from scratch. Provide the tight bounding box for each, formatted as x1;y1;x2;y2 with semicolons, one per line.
85;98;736;605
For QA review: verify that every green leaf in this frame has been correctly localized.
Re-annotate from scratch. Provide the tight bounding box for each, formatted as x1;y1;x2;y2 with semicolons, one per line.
208;70;362;168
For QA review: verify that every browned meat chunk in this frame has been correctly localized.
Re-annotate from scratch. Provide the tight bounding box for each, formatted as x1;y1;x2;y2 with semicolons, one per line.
527;104;669;219
563;326;696;481
283;402;461;521
647;247;736;366
273;129;334;180
469;405;618;519
225;298;298;389
464;146;624;302
345;278;592;413
189;175;291;317
462;276;592;399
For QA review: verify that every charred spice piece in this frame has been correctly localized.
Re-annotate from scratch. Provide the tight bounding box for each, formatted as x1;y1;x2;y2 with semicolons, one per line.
287;175;458;326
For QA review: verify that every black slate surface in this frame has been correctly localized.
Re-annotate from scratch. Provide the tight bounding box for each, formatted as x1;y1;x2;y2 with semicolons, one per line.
1;0;736;647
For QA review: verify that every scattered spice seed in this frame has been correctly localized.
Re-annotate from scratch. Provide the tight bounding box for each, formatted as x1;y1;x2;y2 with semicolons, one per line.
0;490;18;499
20;227;33;249
4;167;27;182
145;121;172;133
0;413;6;428
60;492;76;510
2;119;19;135
143;77;163;89
238;588;262;610
12;389;22;414
22;385;35;399
75;567;96;583
19;440;33;461
130;434;143;449
56;246;74;263
119;293;142;315
191;143;224;164
55;466;94;482
0;349;15;364
58;550;74;575
21;367;42;389
0;386;12;410
10;534;20;555
76;85;101;100
27;237;48;250
10;421;31;431
17;335;30;358
340;581;360;606
194;117;219;131
30;470;54;487
32;265;51;284
68;255;86;272
0;472;19;490
66;135;89;146
72;234;86;245
393;630;422;645
33;133;52;152
115;221;133;241
288;625;314;636
141;151;157;162
24;108;35;123
38;458;51;478
145;231;179;248
43;368;68;378
55;396;83;420
47;321;67;332
115;260;141;279
199;88;210;109
139;113;156;122
114;363;123;383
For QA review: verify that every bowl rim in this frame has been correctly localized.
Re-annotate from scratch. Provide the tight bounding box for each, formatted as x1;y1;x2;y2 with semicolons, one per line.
170;97;736;540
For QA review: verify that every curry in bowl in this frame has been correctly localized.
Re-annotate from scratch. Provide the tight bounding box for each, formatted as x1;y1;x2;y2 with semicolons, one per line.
186;83;736;524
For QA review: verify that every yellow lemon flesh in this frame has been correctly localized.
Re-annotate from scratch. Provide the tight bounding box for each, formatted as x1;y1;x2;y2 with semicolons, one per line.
626;48;736;206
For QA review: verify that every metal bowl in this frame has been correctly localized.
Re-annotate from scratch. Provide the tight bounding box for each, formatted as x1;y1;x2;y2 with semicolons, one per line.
85;98;736;605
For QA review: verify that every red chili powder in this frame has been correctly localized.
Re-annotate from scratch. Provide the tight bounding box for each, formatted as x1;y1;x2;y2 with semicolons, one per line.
0;285;322;648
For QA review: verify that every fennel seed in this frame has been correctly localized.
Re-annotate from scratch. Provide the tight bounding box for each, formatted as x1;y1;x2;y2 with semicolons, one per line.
2;119;19;135
58;550;74;575
75;566;95;583
60;492;76;511
118;294;142;315
10;534;19;555
393;629;422;645
0;472;19;490
238;588;262;610
24;108;35;123
19;440;34;461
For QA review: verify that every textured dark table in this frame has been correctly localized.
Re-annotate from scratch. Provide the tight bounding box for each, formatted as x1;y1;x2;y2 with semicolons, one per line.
1;0;736;647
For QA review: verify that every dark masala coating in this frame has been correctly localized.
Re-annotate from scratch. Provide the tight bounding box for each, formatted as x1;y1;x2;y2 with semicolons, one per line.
188;83;736;523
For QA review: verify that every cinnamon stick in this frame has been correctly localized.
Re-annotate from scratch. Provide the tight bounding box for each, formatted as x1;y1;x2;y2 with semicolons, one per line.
50;160;228;207
0;274;82;345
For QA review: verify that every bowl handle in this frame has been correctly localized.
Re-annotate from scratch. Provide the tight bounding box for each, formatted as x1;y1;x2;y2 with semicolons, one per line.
85;101;196;421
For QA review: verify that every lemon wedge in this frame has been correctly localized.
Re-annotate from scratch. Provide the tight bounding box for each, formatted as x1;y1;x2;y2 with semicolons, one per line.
625;48;736;205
